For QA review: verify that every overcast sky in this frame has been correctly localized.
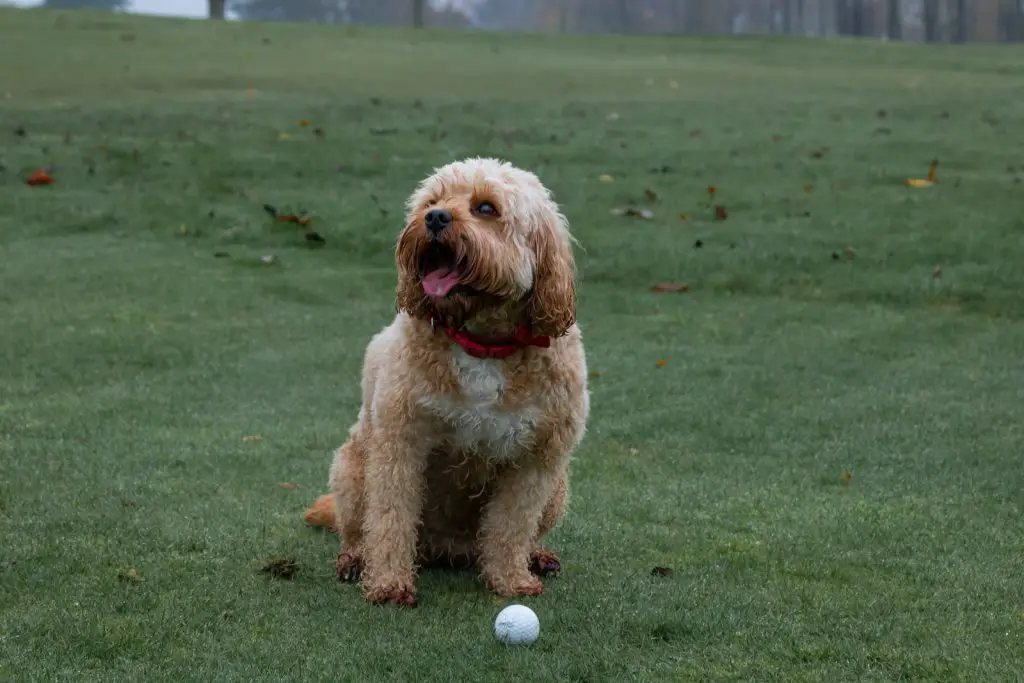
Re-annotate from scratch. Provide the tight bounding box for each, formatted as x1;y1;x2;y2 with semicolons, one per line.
8;0;475;19
10;1;211;18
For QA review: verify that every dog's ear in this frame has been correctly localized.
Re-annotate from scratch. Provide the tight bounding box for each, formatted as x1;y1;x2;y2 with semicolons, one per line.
394;222;430;320
527;205;576;338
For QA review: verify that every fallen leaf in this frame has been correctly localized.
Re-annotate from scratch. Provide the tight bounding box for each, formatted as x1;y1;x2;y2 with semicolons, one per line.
771;134;782;142
655;359;668;368
25;169;53;186
842;469;853;483
611;207;653;220
688;129;702;137
706;185;717;196
278;482;298;491
243;434;263;442
117;567;141;584
714;205;729;220
905;178;934;188
678;213;689;221
644;188;659;201
298;119;311;128
651;283;689;293
810;149;826;159
261;557;299;580
650;566;674;578
803;184;814;193
598;174;614;183
588;371;601;379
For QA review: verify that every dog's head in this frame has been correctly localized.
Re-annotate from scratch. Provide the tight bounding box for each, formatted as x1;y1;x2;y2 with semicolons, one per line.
395;157;576;337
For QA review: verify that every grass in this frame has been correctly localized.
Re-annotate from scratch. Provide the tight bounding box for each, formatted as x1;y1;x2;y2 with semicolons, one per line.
1;7;1023;681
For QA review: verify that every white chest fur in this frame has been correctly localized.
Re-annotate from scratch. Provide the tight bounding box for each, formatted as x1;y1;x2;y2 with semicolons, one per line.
424;349;540;462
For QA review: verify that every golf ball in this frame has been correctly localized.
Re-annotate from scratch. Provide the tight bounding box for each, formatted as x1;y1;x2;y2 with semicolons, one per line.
494;604;540;645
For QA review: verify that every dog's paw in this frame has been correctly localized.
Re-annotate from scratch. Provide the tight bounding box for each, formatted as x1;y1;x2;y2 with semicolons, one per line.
335;551;363;583
364;585;418;608
487;573;544;598
529;548;561;577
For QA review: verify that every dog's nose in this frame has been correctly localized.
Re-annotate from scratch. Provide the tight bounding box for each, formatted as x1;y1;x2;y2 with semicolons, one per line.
424;208;452;235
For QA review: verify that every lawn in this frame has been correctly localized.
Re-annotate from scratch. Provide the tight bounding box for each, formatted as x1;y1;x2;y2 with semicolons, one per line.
1;7;1023;681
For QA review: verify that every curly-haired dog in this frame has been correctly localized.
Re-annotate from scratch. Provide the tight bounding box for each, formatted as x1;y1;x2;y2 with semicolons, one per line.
304;157;589;607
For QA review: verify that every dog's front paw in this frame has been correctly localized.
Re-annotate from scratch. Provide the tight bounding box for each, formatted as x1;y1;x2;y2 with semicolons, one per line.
486;572;544;598
529;548;561;577
363;582;418;607
336;551;363;583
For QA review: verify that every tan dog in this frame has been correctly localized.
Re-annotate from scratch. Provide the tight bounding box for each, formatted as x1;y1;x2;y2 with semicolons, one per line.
304;157;589;607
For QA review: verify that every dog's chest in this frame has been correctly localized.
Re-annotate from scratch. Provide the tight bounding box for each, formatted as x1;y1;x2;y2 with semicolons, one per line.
424;351;540;461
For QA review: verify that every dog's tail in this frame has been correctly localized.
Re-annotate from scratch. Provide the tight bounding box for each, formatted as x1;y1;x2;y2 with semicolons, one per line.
303;493;337;531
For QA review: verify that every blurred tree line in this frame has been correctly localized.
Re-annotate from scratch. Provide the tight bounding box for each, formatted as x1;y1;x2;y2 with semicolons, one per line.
220;0;1023;43
35;0;1024;42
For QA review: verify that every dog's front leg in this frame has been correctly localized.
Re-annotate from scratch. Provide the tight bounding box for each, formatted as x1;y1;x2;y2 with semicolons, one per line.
477;446;570;597
360;428;430;607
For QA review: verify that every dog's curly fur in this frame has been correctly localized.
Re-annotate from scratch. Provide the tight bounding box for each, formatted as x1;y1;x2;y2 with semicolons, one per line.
312;157;589;607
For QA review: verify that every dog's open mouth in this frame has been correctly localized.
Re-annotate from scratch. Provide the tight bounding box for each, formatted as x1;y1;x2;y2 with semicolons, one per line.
419;242;466;298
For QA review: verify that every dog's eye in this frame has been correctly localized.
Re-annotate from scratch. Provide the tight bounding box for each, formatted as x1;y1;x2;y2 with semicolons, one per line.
475;201;498;217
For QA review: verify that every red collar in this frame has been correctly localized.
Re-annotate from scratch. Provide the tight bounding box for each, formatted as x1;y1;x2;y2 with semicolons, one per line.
427;316;550;359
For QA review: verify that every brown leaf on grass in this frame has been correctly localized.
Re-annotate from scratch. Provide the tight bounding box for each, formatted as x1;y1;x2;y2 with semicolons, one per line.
771;134;782;142
803;184;814;193
278;482;298;491
644;188;659;201
650;283;689;293
810;149;826;159
650;566;674;578
714;205;729;220
706;185;717;197
655;359;668;368
25;169;53;186
299;119;311;128
688;129;702;137
261;557;299;580
932;265;943;279
679;213;689;221
117;567;141;584
842;469;853;484
588;371;601;379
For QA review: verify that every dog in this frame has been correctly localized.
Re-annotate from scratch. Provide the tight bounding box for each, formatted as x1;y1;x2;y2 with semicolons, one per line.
304;157;589;607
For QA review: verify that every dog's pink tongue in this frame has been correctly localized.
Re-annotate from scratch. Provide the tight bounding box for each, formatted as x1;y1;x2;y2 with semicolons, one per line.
422;268;460;297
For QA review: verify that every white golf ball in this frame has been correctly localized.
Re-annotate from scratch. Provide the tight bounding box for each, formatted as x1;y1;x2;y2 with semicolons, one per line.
494;604;540;645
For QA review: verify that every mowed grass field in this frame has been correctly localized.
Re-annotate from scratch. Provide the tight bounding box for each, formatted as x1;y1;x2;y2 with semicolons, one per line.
1;7;1023;681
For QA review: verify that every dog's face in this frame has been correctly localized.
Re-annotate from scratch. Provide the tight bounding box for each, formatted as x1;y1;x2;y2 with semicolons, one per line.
395;158;576;337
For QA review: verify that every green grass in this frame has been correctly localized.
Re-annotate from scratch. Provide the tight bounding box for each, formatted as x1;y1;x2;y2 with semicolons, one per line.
1;7;1023;681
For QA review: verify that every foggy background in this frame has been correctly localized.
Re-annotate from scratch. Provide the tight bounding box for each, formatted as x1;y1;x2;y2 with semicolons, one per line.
6;1;1024;43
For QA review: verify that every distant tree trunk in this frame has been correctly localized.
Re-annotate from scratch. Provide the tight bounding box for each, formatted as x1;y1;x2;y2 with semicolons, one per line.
209;0;225;19
412;0;424;27
851;0;865;35
954;0;969;42
887;0;901;39
836;0;850;34
923;0;939;41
